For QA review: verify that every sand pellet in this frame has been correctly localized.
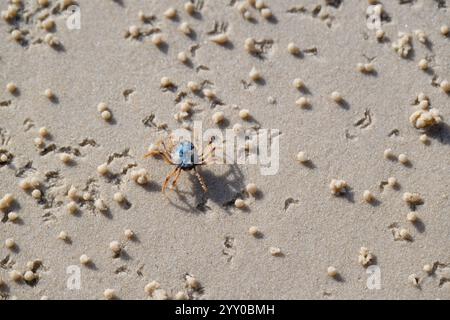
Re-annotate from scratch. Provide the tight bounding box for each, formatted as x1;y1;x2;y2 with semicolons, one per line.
210;33;229;45
269;246;282;256
97;102;108;112
249;67;261;81
363;190;374;203
358;247;374;267
144;281;160;295
234;198;246;208
24;271;36;282
124;229;134;239
5;238;15;249
39;127;49;137
179;22;192;35
327;266;338;277
104;289;116;300
329;179;348;195
58;231;68;241
244;38;256;53
246;183;258;195
387;177;397;187
410;108;442;129
8;211;19;222
287;42;300;55
293;78;304;89
203;89;216;99
418;59;428;70
174;291;189;300
423;264;433;273
415;30;427;44
160;77;173;88
187;81;200;92
178;51;189;63
295;97;310;108
95;199;108;212
151;33;164;46
6;82;17;93
131;169;150;185
375;29;385;40
261;8;272;19
184;2;196;14
180;101;192;113
239;109;250;120
185;275;199;289
296;151;308;163
0;193;14;209
419;134;428;144
255;0;266;9
41;18;54;31
399;228;411;240
383;148;395;160
11;29;21;41
67;201;78;214
83;192;92;201
109;241;121;254
32;189;42;199
330;91;343;103
34;137;45;148
113;192;125;203
417;92;428;102
9;270;22;282
392;33;412;58
441;80;450;93
164;7;177;19
212;111;225;124
101;110;112;121
402;192;423;205
128;25;140;38
68;186;79;200
97;163;109;175
398;154;408;164
44;33;60;47
59;153;72;164
357;63;374;73
406;212;418;222
248;226;260;236
419;100;429;110
79;254;91;265
38;0;49;6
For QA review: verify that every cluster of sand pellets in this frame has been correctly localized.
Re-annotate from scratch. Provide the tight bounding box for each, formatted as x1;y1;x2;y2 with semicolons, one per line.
1;0;450;300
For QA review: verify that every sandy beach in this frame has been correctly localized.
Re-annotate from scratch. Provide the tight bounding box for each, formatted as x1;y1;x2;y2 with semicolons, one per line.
1;0;450;300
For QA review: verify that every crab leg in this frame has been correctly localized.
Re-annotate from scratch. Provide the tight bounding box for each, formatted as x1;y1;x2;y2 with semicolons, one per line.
144;149;174;165
162;167;180;193
171;167;183;189
144;140;174;164
200;146;216;163
194;167;208;192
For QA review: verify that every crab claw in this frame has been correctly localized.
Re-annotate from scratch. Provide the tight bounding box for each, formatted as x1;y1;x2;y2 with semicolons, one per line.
144;150;161;158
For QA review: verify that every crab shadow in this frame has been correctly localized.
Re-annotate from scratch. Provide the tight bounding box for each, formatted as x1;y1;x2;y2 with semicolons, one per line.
427;123;450;145
167;164;246;214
